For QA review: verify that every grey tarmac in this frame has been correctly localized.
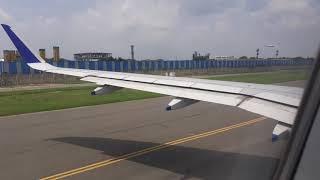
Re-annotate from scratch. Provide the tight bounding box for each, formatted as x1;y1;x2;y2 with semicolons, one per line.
0;81;303;180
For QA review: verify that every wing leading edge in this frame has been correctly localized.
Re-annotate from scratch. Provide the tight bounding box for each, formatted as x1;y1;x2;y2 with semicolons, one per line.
1;24;303;140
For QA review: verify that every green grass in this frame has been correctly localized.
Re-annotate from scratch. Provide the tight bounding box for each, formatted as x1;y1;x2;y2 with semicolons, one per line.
0;86;162;116
206;70;309;84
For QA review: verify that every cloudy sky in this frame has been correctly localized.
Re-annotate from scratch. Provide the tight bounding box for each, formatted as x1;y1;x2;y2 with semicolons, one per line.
0;0;319;60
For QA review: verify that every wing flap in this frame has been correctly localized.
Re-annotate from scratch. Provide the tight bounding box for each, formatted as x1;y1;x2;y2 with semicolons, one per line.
81;76;245;107
254;92;300;107
154;79;194;87
81;76;298;124
191;82;243;94
238;98;296;124
124;76;157;83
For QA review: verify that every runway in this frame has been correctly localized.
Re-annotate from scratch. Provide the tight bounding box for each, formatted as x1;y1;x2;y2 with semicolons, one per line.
0;95;289;180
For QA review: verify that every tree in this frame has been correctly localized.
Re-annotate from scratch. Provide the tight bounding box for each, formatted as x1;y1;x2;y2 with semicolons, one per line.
293;56;303;60
239;56;248;59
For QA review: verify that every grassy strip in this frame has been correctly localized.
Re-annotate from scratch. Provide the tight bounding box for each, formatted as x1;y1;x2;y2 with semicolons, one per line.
0;86;162;116
206;70;309;84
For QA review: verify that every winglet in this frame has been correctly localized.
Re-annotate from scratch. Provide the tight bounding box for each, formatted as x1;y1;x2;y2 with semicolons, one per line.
1;24;43;64
1;24;11;29
272;134;279;142
272;123;291;142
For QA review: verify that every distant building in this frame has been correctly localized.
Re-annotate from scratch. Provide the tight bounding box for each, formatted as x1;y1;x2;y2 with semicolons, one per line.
192;51;210;60
74;52;113;61
53;46;60;61
3;50;19;61
39;49;46;59
16;51;21;59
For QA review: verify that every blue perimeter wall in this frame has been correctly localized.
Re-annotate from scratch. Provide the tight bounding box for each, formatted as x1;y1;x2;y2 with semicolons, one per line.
0;59;314;75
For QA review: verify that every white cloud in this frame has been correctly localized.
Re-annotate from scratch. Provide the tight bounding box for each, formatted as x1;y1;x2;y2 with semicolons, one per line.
0;0;319;59
87;8;101;17
0;7;12;21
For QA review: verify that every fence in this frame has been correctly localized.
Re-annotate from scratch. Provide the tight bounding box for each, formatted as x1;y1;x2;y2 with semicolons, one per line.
0;59;314;75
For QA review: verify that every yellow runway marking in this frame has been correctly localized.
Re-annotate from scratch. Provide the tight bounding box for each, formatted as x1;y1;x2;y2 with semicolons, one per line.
41;116;266;180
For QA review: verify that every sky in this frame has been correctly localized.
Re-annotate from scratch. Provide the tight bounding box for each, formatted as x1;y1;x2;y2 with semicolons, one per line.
0;0;319;60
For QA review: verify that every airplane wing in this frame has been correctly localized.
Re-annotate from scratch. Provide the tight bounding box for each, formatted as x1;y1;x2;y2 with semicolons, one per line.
1;24;303;140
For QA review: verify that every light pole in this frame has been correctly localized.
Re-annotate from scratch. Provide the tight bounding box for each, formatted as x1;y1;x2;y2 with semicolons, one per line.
0;59;4;86
0;59;4;75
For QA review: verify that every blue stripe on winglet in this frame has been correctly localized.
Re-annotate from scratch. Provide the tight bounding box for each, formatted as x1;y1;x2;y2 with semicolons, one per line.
272;134;278;142
1;24;41;63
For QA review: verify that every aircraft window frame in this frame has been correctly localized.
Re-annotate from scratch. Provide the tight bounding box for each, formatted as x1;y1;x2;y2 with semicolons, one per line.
293;105;320;179
273;50;320;180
